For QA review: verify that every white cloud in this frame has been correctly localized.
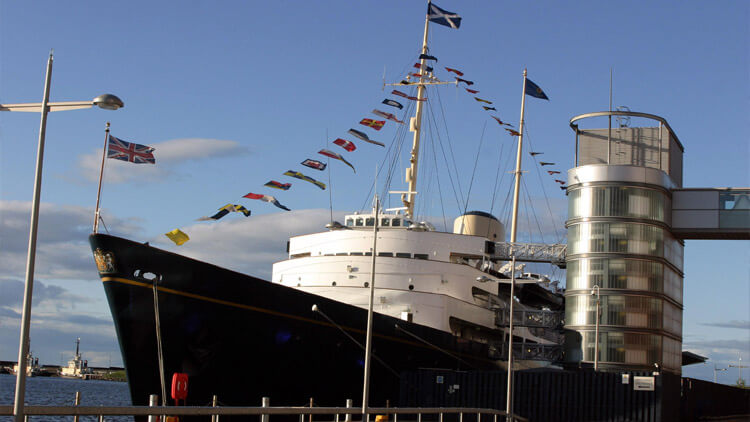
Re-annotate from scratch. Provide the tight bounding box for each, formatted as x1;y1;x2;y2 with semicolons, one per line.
0;200;142;280
76;138;247;183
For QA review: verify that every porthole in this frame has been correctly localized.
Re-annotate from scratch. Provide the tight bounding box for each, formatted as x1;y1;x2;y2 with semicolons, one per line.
408;284;414;291
332;281;337;286
364;282;370;288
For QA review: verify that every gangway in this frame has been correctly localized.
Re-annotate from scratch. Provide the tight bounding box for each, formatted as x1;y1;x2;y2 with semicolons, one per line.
491;242;567;268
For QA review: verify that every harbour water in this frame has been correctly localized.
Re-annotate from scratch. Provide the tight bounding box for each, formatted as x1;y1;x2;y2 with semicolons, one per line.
0;373;130;421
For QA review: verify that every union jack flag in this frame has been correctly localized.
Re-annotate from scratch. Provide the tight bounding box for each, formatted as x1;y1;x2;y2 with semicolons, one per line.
107;135;155;164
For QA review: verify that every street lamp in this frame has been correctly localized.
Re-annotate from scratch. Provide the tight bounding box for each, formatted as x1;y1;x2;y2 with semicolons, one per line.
591;285;601;371
2;51;123;422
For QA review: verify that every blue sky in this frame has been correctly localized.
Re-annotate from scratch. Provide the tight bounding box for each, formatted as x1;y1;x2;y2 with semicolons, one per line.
0;1;747;384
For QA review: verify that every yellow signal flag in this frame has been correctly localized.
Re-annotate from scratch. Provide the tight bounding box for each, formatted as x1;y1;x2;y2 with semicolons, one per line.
165;228;190;246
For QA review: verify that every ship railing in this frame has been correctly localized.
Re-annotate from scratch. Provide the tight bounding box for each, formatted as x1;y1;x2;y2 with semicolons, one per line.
489;342;564;362
495;309;564;329
0;404;529;422
491;242;567;268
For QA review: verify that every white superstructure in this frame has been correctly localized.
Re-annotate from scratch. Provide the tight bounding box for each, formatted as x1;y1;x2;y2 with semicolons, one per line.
272;211;551;348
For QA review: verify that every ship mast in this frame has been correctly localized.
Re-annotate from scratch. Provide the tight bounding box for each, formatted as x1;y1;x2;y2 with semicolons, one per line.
509;69;528;243
401;9;432;219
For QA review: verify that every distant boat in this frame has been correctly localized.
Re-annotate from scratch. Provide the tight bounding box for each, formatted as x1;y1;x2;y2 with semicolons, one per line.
59;337;93;379
11;350;41;377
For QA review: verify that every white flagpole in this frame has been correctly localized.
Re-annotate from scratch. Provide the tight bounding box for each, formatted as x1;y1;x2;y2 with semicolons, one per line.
361;194;380;422
506;68;528;422
93;121;110;233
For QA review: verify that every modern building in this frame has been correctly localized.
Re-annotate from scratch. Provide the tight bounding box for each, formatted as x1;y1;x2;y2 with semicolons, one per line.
563;110;749;374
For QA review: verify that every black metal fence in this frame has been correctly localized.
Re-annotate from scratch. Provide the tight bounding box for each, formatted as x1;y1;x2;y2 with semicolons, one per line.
400;368;750;421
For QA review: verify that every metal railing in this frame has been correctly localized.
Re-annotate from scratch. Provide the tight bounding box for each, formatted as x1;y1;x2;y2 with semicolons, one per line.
495;309;564;329
0;404;529;422
488;342;564;362
492;242;566;267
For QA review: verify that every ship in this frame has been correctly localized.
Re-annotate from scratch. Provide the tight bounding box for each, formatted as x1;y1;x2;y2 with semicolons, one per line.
59;338;94;379
90;2;565;411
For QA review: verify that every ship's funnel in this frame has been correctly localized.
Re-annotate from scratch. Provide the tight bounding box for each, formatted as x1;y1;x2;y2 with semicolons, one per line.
453;211;504;241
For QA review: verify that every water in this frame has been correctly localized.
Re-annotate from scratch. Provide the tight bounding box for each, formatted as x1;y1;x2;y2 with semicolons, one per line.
0;373;130;421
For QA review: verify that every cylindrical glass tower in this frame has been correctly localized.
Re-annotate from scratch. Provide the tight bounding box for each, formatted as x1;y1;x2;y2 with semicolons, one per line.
564;111;685;374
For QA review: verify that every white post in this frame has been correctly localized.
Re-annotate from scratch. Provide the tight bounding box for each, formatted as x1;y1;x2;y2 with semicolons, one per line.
147;394;159;422
13;51;53;422
93;122;110;232
261;396;270;422
361;196;380;422
345;399;353;422
505;254;517;422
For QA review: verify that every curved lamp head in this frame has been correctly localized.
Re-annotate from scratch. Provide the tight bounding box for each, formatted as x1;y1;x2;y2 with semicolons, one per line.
92;94;124;110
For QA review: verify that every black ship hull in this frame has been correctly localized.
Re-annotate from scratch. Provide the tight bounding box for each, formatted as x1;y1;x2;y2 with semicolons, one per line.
90;233;498;409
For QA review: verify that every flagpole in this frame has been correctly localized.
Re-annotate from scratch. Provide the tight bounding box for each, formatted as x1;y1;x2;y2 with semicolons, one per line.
506;68;527;422
402;2;431;219
361;194;380;422
93;121;110;233
509;69;527;243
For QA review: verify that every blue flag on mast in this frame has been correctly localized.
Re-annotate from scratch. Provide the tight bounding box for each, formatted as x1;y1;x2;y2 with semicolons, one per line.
428;2;461;29
525;78;549;100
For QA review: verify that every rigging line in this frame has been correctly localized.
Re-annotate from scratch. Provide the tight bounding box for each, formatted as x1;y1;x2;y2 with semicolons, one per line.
429;133;449;230
358;99;414;212
489;134;506;215
497;142;518;227
427;96;463;213
433;85;466;203
461;121;488;217
312;304;401;379
327;129;333;223
394;324;476;369
521;176;546;244
524;127;566;243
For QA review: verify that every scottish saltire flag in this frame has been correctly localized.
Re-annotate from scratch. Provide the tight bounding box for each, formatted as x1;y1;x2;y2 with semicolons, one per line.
301;159;327;170
284;170;326;190
428;3;461;29
107;135;155;164
165;229;189;245
525;78;549;100
382;99;403;109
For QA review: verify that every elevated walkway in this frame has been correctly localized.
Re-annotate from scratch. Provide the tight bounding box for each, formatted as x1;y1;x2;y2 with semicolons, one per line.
671;188;750;239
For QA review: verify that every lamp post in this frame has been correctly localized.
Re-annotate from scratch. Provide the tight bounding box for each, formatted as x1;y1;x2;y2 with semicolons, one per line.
2;51;124;422
591;285;601;371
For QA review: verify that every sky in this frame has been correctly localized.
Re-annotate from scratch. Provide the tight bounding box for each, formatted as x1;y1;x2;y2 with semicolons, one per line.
0;1;748;385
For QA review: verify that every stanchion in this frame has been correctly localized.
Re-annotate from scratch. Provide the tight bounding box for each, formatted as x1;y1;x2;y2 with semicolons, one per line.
261;397;270;422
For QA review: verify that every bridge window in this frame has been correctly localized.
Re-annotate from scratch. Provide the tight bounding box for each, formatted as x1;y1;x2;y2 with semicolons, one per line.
414;253;429;260
355;218;364;227
392;218;401;227
381;218;390;227
365;217;375;226
378;252;393;257
396;252;411;258
346;218;354;227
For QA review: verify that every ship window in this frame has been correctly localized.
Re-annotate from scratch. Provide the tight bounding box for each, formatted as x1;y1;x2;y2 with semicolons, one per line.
414;253;429;260
324;253;334;256
392;218;401;227
378;252;393;257
365;252;372;256
396;252;411;258
291;252;311;259
365;217;375;226
350;252;363;256
346;218;354;227
381;218;390;227
335;252;347;256
405;220;413;227
355;218;364;226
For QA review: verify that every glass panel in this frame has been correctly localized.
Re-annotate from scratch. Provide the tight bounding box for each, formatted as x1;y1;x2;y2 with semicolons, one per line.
365;218;375;226
346;218;354;227
568;222;669;257
381;218;390;227
392;218;401;227
566;294;666;330
568;186;669;223
355;218;364;227
579;330;663;366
